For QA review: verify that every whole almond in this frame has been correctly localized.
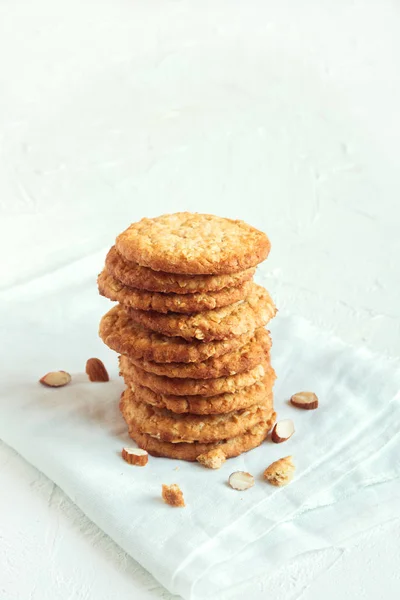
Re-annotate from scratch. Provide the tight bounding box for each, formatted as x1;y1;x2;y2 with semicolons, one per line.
86;358;109;382
40;371;71;388
290;391;318;410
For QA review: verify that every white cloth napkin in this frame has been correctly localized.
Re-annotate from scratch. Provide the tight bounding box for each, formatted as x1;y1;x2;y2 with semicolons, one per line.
1;251;399;599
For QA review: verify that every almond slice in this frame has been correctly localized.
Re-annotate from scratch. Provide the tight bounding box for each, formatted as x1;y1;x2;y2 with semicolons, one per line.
197;448;226;469
228;471;255;491
271;419;295;443
162;483;185;507
39;371;71;387
86;358;109;382
121;447;148;466
290;391;318;410
264;456;295;486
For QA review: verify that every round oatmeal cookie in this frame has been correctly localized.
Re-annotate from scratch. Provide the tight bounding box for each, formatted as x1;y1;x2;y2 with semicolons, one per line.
126;417;276;461
98;269;252;314
115;212;271;274
120;389;273;443
128;328;271;379
127;283;276;341
99;305;255;363
105;246;256;294
120;356;268;397
129;370;276;414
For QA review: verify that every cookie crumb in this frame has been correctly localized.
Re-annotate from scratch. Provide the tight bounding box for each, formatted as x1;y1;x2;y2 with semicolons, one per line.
264;456;295;486
197;448;226;469
162;484;185;507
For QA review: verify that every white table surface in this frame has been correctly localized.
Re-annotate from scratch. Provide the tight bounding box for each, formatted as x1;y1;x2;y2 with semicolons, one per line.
1;1;400;598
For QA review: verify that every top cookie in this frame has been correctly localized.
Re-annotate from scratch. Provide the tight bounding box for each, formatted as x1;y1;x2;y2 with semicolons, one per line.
115;212;271;275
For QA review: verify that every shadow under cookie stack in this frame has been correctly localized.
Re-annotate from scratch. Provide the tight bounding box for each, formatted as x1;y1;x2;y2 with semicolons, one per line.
98;212;277;468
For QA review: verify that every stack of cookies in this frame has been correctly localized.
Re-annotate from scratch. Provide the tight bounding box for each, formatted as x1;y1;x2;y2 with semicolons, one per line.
98;213;277;467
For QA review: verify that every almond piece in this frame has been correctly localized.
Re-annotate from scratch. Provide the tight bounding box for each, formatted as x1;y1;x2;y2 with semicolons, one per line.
39;371;71;388
86;358;109;382
264;456;295;487
228;471;255;491
197;448;226;469
290;391;318;410
162;483;185;507
271;419;295;443
121;447;148;466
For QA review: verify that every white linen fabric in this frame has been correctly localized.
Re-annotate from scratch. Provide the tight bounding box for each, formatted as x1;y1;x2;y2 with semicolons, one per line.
0;251;399;599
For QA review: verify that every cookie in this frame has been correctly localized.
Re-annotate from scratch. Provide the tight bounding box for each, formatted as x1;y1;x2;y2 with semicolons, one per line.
129;370;276;414
98;269;252;314
105;246;255;294
127;283;276;341
120;356;268;397
99;305;256;363
128;327;271;379
115;212;271;275
120;389;273;443
126;417;276;461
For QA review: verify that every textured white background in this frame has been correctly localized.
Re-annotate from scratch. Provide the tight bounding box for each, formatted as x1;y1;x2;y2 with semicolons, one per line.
1;0;400;598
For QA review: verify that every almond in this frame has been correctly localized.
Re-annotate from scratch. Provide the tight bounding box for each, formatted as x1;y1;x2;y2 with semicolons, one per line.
162;483;185;507
264;456;295;486
228;471;255;491
197;448;226;469
121;447;148;466
86;358;109;382
39;371;71;387
271;419;295;443
290;391;318;410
